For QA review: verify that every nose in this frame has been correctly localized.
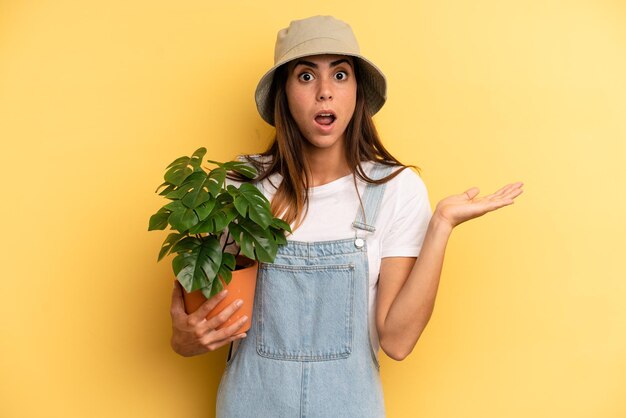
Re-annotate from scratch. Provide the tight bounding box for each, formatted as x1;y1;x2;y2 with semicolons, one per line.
317;77;333;101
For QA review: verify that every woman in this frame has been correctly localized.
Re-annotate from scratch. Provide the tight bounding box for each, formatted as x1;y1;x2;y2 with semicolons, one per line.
169;15;523;417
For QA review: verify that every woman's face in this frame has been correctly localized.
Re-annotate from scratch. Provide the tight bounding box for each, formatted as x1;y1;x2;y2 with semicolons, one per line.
285;54;357;153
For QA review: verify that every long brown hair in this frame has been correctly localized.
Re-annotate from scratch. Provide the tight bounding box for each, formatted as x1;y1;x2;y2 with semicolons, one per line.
234;59;421;229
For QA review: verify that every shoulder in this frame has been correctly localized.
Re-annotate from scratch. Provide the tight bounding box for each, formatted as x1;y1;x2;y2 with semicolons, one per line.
393;166;428;196
354;163;430;227
364;161;428;196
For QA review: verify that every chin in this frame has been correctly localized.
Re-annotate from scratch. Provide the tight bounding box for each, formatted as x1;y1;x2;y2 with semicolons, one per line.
305;135;342;150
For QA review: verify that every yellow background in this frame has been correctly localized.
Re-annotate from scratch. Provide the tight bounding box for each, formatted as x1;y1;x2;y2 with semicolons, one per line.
1;1;625;417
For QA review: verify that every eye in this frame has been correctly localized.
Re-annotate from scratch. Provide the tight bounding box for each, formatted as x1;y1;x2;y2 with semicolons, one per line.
298;72;314;82
334;71;348;81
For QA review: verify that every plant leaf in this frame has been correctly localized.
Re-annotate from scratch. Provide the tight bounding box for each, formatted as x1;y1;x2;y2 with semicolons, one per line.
203;277;223;299
165;200;199;232
193;197;215;221
218;253;236;284
205;159;224;167
157;232;185;261
170;235;201;253
269;226;287;246
222;252;236;270
207;167;226;196
155;181;176;196
187;210;224;235
268;217;291;245
172;236;222;293
188;193;234;233
182;189;211;209
173;252;205;291
164;148;207;186
240;220;275;262
221;161;257;179
203;252;236;298
229;219;275;263
231;183;272;229
270;217;292;233
164;171;213;209
227;223;250;259
148;208;171;231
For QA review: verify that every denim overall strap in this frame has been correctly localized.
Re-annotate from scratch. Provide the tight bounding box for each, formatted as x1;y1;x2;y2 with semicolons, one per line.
352;163;394;233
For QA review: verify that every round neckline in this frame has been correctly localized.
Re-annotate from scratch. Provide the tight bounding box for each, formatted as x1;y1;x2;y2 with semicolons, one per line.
308;161;375;195
308;171;355;194
264;161;374;195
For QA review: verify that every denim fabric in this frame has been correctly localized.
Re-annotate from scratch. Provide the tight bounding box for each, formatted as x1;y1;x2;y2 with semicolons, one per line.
216;164;392;418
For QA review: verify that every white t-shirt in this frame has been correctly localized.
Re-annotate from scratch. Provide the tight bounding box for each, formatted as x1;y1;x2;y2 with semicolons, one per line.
227;159;432;358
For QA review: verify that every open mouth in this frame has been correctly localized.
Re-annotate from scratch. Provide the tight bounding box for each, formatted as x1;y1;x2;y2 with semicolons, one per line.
314;112;336;126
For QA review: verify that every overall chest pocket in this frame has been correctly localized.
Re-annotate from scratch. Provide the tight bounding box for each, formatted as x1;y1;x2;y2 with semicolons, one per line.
256;263;355;361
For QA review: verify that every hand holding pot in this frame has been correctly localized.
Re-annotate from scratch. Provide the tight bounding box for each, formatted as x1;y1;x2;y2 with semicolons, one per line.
170;281;249;357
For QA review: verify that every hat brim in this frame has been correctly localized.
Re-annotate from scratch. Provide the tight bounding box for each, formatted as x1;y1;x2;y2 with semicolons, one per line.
255;52;387;126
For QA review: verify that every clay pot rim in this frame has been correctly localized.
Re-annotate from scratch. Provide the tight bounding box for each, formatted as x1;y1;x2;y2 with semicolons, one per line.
234;255;257;271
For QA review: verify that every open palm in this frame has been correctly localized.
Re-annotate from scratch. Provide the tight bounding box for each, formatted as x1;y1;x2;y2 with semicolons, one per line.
435;181;524;228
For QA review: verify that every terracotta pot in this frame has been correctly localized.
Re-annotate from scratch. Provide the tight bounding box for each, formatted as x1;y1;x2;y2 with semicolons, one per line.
181;256;258;333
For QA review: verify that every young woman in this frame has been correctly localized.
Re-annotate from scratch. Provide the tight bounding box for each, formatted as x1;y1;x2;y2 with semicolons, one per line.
169;15;523;417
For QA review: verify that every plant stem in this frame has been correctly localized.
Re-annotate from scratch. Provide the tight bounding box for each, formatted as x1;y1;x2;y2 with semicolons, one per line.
222;231;231;252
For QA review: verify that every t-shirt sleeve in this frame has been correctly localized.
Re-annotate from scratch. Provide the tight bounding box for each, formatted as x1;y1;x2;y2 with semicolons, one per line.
380;169;432;258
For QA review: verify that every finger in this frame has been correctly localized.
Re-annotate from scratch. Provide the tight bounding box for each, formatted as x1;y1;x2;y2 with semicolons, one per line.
498;183;524;202
187;289;230;325
505;187;524;202
487;190;522;209
492;184;515;198
463;187;480;200
489;182;517;197
202;331;248;352
209;313;250;342
215;315;248;338
488;182;523;200
471;200;508;216
170;280;186;320
205;299;245;330
474;183;523;213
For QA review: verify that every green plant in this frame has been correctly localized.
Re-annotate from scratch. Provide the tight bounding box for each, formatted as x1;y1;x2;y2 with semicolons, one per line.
148;147;291;299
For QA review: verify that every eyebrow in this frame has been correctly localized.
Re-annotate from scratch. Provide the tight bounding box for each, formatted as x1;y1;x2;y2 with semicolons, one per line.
292;58;353;70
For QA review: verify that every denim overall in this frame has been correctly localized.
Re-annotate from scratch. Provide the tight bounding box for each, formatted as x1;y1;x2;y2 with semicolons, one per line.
216;164;393;418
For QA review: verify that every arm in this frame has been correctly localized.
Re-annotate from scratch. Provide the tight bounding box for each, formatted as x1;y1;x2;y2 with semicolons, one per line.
376;215;451;361
376;182;524;361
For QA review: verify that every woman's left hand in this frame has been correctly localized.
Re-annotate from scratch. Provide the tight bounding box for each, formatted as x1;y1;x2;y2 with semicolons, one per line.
434;181;524;229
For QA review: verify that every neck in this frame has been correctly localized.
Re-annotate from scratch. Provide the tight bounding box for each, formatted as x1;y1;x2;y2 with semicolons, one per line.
302;140;351;187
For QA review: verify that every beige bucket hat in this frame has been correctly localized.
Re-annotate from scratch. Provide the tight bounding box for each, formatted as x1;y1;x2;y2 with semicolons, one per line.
254;15;387;126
